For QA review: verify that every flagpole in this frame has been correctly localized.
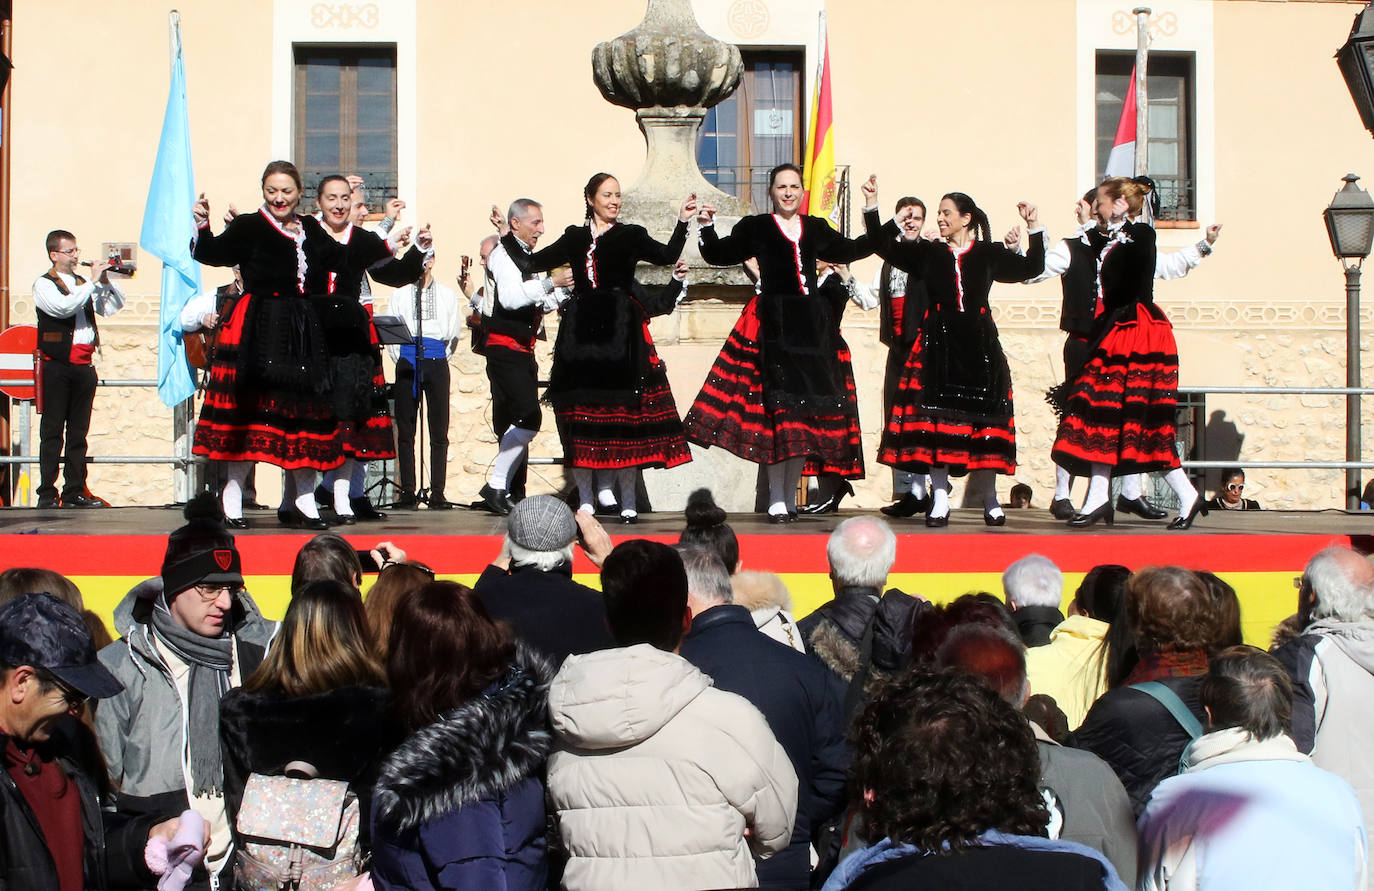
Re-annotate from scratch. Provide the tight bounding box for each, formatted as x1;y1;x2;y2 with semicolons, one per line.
1133;6;1150;177
170;10;181;64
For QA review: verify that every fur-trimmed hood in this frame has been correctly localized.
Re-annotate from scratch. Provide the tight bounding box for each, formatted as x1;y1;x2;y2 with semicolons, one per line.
731;571;793;612
373;644;553;834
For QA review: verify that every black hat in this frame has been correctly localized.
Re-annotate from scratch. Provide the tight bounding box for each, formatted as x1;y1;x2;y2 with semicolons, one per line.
160;496;244;598
0;593;123;699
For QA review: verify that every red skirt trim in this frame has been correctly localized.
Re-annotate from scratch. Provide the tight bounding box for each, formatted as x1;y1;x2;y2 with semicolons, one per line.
1051;303;1182;475
554;368;692;470
877;333;1016;475
683;298;864;476
193;292;344;470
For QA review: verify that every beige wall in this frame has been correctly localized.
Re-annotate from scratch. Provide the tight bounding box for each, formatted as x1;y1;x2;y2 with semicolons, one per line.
6;0;1373;509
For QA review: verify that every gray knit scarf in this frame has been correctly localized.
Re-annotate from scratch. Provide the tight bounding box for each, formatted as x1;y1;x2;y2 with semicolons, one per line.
150;604;233;796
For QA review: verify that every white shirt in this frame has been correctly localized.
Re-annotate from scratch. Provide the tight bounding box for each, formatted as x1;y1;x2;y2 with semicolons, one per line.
818;268;877;311
387;280;463;360
32;271;125;346
484;236;562;317
1028;223;1211;284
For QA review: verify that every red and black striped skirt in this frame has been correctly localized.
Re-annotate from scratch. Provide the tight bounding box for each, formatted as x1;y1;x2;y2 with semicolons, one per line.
552;358;691;470
878;313;1016;475
339;309;396;461
193;292;344;470
1051;303;1181;476
684;298;864;476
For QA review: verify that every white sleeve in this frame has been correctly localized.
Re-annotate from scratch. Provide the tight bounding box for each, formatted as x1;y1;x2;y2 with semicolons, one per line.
436;284;464;343
488;246;551;311
1026;237;1072;284
846;276;877;311
1155;242;1207;281
179;294;215;332
33;276;92;317
92;280;126;316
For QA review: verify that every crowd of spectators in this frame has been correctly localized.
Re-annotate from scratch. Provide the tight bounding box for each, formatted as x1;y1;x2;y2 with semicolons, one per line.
0;488;1370;890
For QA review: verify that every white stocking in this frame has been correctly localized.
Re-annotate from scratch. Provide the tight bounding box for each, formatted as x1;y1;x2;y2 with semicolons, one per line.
1164;467;1198;514
488;425;536;491
293;468;322;519
1081;464;1110;513
1121;473;1143;501
928;466;950;519
333;460;355;516
222;462;249;520
909;475;928;499
1054;465;1073;501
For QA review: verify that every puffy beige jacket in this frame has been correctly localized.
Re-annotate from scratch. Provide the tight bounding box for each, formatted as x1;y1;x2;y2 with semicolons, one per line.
547;644;799;891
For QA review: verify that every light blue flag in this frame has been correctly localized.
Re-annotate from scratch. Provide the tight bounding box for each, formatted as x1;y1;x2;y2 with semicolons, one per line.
140;13;201;408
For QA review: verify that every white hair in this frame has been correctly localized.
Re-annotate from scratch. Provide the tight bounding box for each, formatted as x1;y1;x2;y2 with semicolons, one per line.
1002;553;1064;610
675;544;734;605
505;536;574;573
1306;545;1374;622
507;198;542;225
826;516;897;589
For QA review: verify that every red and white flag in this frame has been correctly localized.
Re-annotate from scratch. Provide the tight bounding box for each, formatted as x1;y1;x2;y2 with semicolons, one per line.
1104;66;1137;177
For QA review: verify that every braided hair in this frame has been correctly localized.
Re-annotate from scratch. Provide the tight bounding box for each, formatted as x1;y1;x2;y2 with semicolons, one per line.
584;172;616;223
941;192;992;242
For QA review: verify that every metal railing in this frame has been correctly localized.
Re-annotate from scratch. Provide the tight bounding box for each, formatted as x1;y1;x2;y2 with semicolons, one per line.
1178;387;1374;508
3;379;200;505
1152;175;1196;222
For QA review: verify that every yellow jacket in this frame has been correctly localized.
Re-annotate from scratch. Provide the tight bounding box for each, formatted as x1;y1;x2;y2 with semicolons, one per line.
1025;614;1110;731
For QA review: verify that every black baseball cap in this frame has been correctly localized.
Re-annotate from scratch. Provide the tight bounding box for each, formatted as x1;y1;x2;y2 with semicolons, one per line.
0;593;123;699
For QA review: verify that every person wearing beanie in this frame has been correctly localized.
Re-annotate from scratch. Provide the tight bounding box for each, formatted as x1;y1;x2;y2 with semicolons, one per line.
1;592;203;890
473;494;615;666
94;495;277;890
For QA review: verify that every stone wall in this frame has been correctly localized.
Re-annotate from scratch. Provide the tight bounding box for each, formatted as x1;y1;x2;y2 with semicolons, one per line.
10;284;1370;512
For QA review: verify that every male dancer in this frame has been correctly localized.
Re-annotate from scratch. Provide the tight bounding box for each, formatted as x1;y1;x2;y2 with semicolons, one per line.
474;199;573;515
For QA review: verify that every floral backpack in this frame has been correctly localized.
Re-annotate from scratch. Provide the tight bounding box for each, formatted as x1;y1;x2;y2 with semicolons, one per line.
233;761;362;890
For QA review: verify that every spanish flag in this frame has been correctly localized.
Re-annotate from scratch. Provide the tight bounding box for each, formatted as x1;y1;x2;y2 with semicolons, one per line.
802;12;839;226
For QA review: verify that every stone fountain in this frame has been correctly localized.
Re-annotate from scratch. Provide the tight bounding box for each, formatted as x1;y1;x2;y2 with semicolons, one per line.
589;0;764;511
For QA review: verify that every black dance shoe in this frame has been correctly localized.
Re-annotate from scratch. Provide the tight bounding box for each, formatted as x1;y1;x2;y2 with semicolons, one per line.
1068;502;1114;528
303;516;330;531
767;512;794;525
802;480;854;515
277;508;302;528
392;492;419;510
1168;500;1208;531
1116;495;1168;520
1049;497;1075;520
62;493;105;508
350;496;387;521
476;484;512;516
36;497;59;509
620;512;639;525
881;492;932;518
224;517;249;530
984;511;1007;527
334;514;357;526
925;512;950;528
427;498;455;511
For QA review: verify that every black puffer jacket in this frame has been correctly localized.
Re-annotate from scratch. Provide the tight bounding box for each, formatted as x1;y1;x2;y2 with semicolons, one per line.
1070;675;1206;816
1;719;163;890
798;586;925;690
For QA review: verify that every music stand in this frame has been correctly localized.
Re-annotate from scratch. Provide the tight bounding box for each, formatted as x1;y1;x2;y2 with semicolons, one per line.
371;315;413;345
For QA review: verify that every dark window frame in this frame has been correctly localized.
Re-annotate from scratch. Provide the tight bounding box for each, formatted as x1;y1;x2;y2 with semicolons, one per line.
1095;50;1197;223
292;44;398;202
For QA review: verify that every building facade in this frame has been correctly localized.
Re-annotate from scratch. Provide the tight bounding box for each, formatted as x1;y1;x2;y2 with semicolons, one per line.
3;0;1371;510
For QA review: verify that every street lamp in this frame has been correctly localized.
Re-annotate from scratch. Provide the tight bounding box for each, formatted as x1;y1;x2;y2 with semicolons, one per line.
1324;173;1374;509
1338;4;1374;137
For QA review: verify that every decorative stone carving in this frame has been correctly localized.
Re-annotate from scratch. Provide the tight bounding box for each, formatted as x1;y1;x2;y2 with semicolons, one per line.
591;0;751;233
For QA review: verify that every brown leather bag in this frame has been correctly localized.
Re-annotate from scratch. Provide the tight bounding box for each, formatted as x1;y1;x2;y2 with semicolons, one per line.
186;330;212;368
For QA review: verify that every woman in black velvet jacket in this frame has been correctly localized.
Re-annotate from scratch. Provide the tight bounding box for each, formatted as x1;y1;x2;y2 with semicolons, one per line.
218;580;400;856
860;176;1043;527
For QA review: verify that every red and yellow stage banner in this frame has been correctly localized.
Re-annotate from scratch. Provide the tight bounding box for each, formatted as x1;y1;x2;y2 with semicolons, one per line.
39;530;1354;650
